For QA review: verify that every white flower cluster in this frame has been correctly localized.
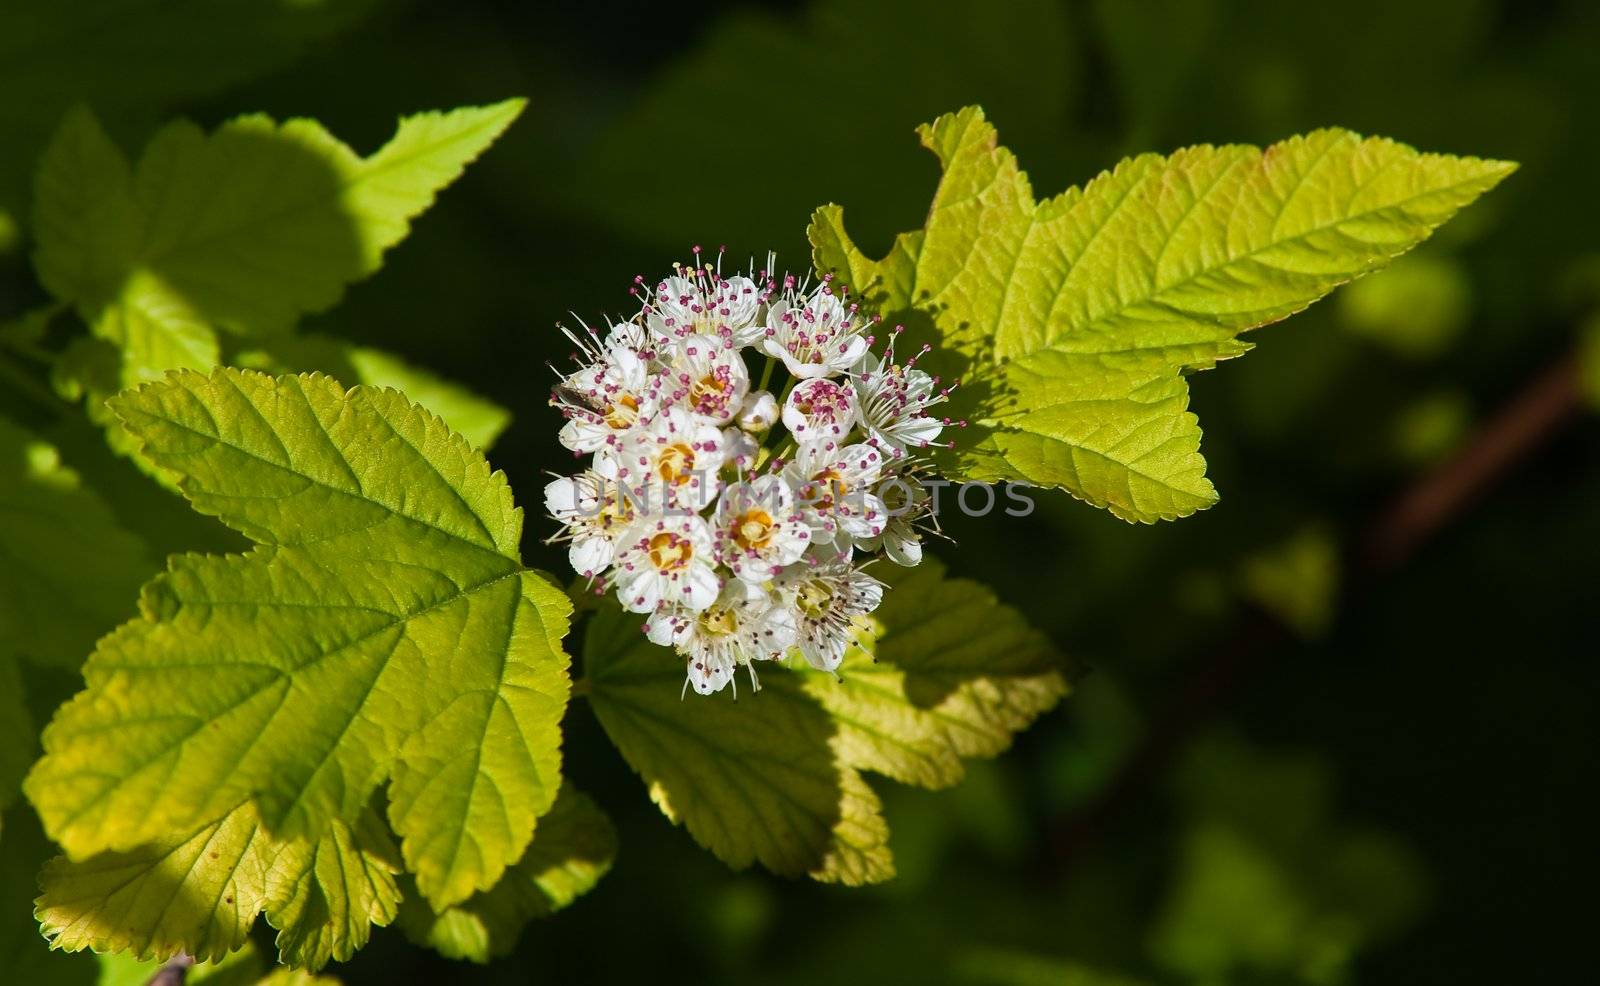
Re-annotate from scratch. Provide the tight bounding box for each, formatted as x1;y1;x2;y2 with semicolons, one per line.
546;249;958;696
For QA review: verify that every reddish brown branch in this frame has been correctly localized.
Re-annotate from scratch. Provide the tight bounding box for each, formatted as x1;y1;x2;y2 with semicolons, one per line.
1363;351;1583;571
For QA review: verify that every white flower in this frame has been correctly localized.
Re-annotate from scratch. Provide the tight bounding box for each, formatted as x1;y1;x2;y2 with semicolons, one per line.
782;376;859;444
611;512;721;614
761;285;869;379
720;427;759;469
645;581;797;696
647;274;704;339
852;350;947;456
555;345;654;455
647;269;766;344
785;440;888;542
713;475;812;583
856;474;927;566
737;390;779;432
543;459;633;577
661;334;749;424
605;317;659;356
546;255;953;697
716;275;766;346
777;549;883;673
613;406;727;512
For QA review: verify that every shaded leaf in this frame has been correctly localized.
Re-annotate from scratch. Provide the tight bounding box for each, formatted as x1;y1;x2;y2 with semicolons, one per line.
236;336;511;451
807;558;1068;790
586;557;1063;883
0;415;149;669
585;601;894;886
398;783;616;963
33;100;523;406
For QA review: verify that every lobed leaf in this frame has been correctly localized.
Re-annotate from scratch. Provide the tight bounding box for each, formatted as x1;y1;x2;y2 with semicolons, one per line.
807;558;1069;790
585;557;1066;883
0;415;150;670
25;369;572;914
585;600;894;885
37;802;399;970
236;336;512;451
398;783;617;963
811;106;1515;521
33;100;523;397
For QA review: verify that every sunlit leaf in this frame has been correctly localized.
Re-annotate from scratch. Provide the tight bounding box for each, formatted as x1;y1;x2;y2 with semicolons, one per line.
25;369;572;915
812;106;1515;521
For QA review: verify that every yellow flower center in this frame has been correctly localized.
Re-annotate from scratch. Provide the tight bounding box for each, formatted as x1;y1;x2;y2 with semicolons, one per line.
596;496;633;531
734;509;775;550
795;581;833;619
647;531;693;572
604;394;640;429
657;442;696;486
691;373;727;402
810;467;846;508
700;605;739;636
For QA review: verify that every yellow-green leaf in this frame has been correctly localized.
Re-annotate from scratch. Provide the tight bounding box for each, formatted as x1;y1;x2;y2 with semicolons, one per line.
398;783;617;963
25;369;571;916
39;802;398;971
584;601;894;886
812;106;1515;521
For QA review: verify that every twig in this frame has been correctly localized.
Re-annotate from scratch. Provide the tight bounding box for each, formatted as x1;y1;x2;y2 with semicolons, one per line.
144;953;194;986
1362;351;1583;571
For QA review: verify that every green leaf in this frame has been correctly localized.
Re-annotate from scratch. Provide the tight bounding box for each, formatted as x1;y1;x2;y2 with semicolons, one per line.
1238;525;1339;637
25;369;572;914
806;558;1069;790
811;106;1515;521
38;803;274;964
33;99;525;392
38;802;398;970
398;783;617;963
257;970;341;986
585;600;893;886
0;415;150;669
264;807;402;970
0;0;380;218
236;336;512;451
585;557;1064;883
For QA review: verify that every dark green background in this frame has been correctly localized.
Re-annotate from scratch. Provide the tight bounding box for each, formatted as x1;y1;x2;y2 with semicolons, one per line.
2;1;1596;983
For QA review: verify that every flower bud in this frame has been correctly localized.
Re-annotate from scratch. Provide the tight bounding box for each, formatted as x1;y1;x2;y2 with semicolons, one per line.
736;390;778;432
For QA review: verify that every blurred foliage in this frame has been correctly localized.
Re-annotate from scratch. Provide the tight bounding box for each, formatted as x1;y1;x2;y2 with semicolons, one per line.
1;0;1597;984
